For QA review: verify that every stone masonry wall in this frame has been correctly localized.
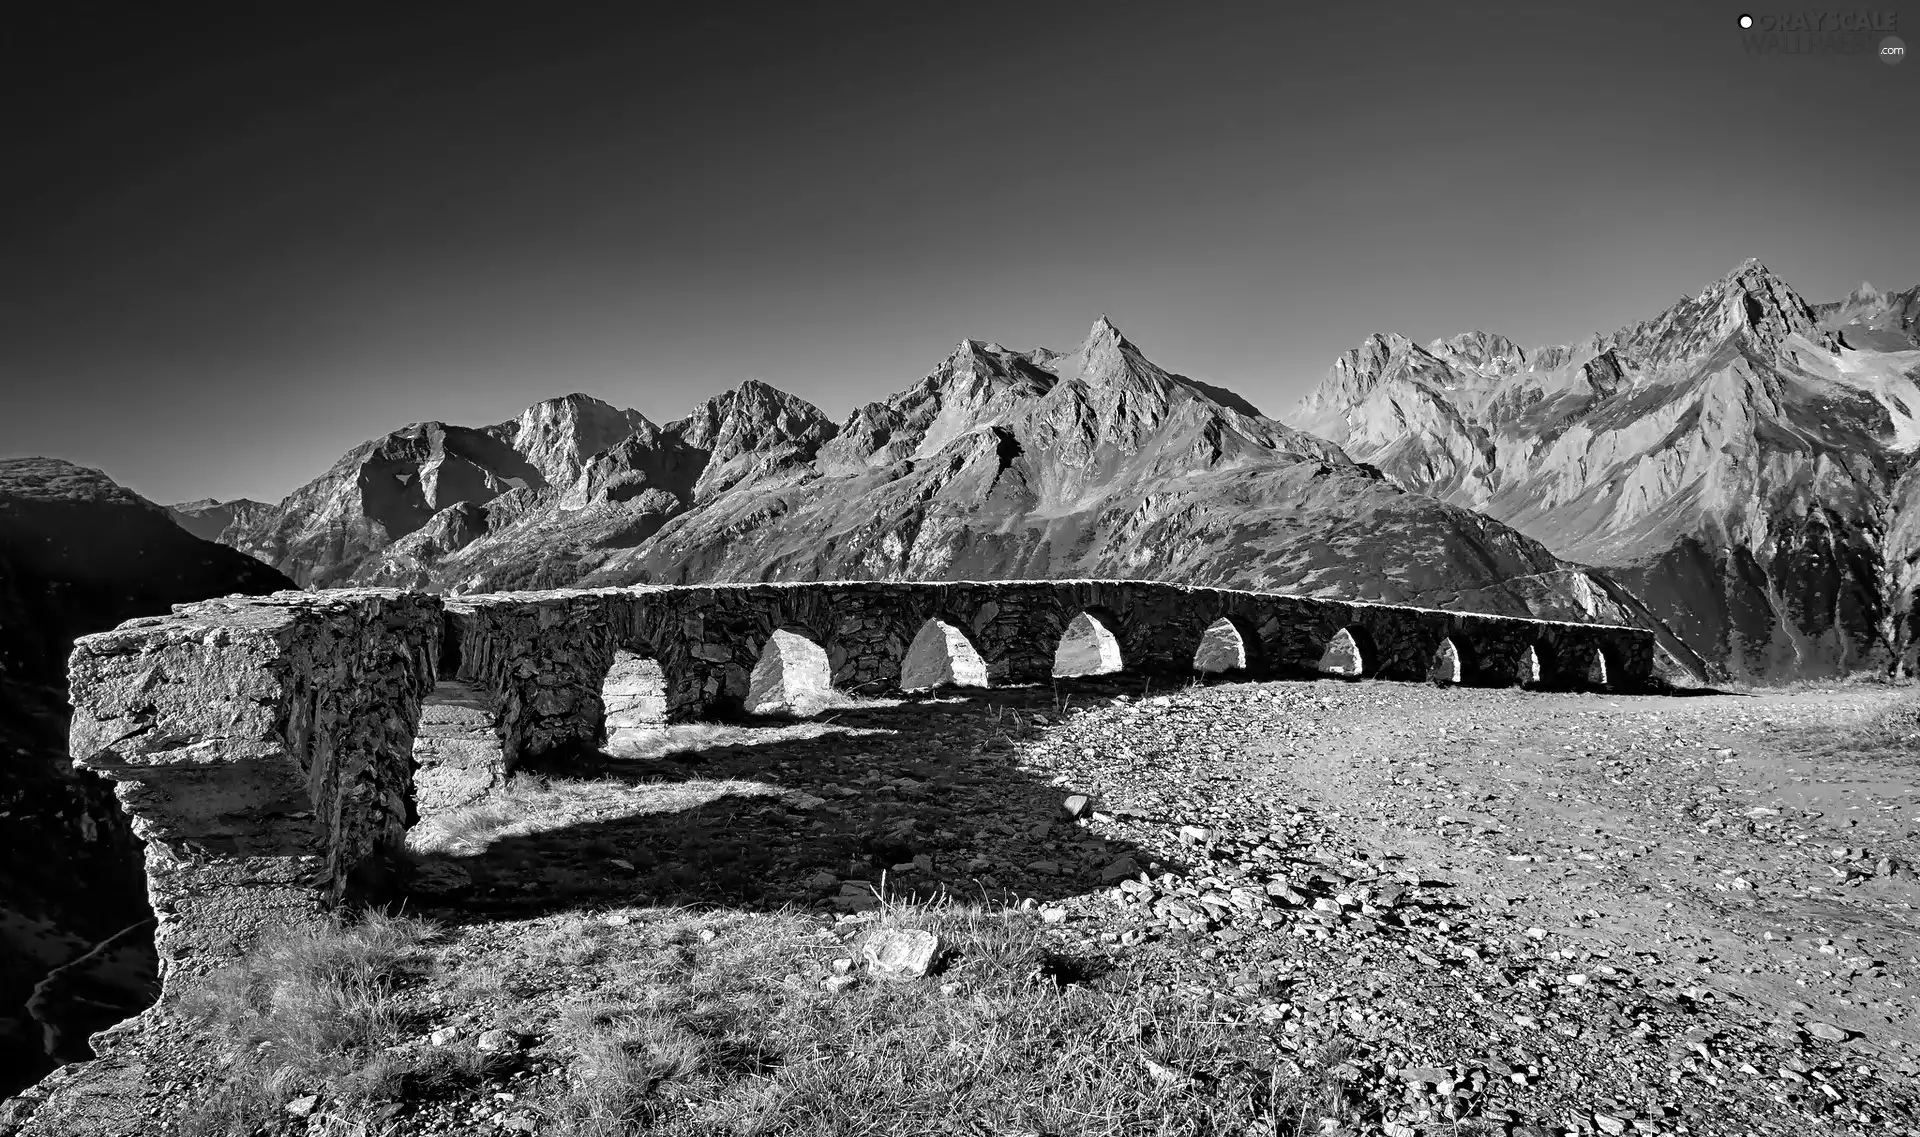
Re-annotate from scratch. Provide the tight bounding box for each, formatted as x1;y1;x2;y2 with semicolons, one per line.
64;579;1652;988
64;590;439;980
444;580;1656;775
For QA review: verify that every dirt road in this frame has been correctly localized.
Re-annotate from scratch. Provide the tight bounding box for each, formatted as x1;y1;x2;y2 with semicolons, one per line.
1020;677;1920;1134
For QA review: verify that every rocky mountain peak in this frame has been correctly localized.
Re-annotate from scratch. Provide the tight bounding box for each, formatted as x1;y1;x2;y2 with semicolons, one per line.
1295;333;1433;422
1356;331;1422;368
1604;257;1839;375
1050;316;1277;422
658;381;838;502
1285;258;1920;681
1353;331;1418;362
670;380;832;450
1712;259;1833;345
947;338;1015;374
510;393;654;487
940;340;1054;391
0;458;166;519
1820;280;1920;350
1064;315;1143;383
1015;319;1336;492
817;339;1061;474
1427;331;1528;378
166;496;274;543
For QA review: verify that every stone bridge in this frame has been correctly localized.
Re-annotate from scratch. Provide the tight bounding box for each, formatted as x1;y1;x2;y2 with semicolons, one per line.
64;580;1656;981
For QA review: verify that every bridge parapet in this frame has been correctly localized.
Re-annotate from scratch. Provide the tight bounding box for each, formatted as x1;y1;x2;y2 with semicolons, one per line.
445;581;1655;767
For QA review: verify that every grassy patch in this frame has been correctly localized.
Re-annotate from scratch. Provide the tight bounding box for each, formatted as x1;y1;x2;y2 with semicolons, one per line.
746;686;897;719
527;900;1362;1136
166;900;1362;1136
1780;685;1920;767
407;773;793;856
171;910;494;1135
601;716;896;762
1847;688;1920;764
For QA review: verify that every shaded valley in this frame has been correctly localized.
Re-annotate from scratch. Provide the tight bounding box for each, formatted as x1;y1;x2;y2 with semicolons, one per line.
0;459;293;1095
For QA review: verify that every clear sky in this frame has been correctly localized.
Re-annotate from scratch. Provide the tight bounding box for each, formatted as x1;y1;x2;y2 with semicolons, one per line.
3;1;1916;504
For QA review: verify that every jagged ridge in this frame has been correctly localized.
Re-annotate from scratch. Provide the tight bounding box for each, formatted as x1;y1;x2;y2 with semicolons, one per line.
198;321;1689;674
1289;259;1920;680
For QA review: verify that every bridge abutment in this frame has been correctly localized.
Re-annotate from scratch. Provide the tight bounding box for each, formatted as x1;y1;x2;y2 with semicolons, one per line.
65;590;440;982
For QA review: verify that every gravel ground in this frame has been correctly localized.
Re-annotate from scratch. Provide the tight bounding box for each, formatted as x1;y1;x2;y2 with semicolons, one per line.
1006;678;1920;1136
7;676;1917;1137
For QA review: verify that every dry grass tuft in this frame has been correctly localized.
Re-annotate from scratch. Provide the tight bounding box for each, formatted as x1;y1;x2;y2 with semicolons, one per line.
1780;685;1920;767
604;701;900;761
166;898;1362;1136
407;773;792;856
603;721;776;760
501;900;1356;1136
178;909;432;1064
1846;688;1920;764
173;910;480;1135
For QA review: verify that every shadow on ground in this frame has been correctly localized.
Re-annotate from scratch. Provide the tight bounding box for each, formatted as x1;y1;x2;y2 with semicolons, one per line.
399;678;1194;924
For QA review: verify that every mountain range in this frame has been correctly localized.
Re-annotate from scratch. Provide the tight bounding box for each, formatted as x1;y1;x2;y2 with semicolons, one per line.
164;261;1920;681
172;317;1707;674
1292;260;1920;681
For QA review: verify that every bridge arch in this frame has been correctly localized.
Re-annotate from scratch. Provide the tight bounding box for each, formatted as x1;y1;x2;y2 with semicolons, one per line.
900;617;990;691
1576;644;1613;690
1318;625;1376;679
1429;637;1464;685
746;627;834;715
1054;609;1125;678
1193;616;1257;674
599;648;667;744
1516;642;1560;689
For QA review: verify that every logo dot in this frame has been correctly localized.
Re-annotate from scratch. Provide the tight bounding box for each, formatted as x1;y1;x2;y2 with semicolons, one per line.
1882;35;1906;64
1738;13;1754;28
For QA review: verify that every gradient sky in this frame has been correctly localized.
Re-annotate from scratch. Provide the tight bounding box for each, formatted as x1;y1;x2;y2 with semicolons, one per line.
4;1;1916;504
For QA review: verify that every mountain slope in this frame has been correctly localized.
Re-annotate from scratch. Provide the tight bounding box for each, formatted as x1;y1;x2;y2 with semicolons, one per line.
1815;281;1920;352
1291;260;1920;680
0;459;294;1094
356;381;842;592
215;394;662;587
574;324;1687;662
166;498;274;543
206;321;1701;678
